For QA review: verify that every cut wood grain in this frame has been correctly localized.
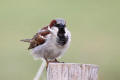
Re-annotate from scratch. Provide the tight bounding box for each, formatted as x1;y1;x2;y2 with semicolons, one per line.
47;63;98;80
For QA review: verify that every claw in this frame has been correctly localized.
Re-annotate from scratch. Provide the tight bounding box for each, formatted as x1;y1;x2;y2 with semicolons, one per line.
45;58;64;70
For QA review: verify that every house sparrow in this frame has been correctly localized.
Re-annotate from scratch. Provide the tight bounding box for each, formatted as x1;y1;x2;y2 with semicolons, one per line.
21;18;71;80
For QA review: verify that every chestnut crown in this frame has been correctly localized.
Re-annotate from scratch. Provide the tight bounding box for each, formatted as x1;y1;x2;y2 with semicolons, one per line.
49;18;66;28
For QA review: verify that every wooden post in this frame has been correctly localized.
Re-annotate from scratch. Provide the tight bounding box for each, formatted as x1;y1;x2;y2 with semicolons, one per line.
47;63;98;80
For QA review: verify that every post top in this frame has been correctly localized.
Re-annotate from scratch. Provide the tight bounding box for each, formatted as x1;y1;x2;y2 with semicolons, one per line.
48;63;99;68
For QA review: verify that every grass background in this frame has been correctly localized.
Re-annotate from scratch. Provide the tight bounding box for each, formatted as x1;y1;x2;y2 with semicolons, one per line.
0;0;120;80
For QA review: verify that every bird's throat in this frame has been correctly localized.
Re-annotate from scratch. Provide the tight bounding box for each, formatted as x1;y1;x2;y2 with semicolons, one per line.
57;28;68;46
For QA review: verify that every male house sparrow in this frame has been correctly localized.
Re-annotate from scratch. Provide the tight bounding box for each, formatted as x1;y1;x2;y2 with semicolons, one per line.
21;18;71;80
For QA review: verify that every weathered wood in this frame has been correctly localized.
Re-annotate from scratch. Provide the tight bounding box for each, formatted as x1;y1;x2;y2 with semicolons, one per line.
47;63;98;80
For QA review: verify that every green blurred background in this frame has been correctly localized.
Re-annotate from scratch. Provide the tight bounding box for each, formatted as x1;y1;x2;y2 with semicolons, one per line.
0;0;120;80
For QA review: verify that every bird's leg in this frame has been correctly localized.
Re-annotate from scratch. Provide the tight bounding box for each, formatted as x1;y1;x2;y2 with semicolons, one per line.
48;59;59;63
50;59;64;63
45;58;64;70
45;58;49;70
54;58;60;63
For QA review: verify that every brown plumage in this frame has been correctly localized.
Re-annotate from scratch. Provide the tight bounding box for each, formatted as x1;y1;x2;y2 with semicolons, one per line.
21;26;50;49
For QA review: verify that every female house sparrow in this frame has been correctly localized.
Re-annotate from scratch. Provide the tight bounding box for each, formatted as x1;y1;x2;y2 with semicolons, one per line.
21;18;71;80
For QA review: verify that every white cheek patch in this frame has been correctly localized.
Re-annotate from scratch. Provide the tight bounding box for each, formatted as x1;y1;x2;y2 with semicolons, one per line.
65;28;71;37
50;27;58;36
52;27;58;32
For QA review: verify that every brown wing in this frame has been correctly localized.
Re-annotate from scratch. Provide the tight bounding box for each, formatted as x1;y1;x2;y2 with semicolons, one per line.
28;26;50;49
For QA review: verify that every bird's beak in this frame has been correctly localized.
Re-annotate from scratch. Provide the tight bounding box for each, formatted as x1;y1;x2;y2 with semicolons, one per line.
59;24;65;29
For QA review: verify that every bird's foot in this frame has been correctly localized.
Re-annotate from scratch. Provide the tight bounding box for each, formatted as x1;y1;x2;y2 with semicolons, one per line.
45;59;64;70
51;59;64;63
55;59;64;63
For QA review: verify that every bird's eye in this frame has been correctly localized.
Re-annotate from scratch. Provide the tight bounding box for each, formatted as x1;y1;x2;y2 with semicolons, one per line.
55;24;61;27
55;24;66;28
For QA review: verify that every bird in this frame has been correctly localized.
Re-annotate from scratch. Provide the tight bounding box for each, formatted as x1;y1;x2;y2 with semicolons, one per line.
21;18;71;80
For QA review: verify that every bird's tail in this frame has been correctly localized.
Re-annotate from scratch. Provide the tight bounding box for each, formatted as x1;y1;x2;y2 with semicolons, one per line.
20;39;31;43
34;60;46;80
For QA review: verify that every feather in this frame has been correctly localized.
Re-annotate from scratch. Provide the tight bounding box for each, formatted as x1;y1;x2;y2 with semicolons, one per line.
21;26;51;49
20;39;31;43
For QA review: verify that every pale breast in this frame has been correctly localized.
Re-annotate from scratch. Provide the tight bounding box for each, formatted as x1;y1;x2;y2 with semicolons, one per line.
31;38;64;60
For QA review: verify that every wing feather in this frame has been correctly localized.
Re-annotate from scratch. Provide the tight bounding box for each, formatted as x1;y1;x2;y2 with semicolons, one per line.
28;26;50;49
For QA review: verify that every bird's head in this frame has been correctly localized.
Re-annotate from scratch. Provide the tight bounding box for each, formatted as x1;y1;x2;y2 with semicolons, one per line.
49;18;66;35
49;18;69;46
